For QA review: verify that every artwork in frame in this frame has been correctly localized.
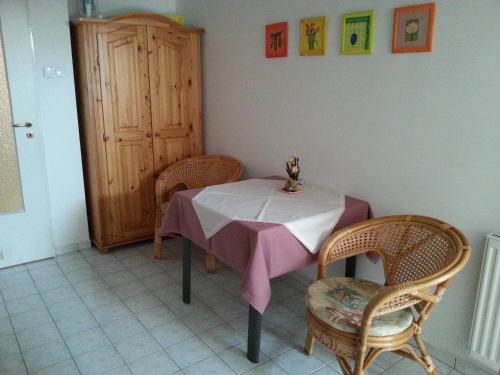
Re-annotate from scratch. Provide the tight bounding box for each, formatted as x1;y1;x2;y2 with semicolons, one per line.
300;16;327;56
392;3;436;53
341;11;375;55
266;22;288;58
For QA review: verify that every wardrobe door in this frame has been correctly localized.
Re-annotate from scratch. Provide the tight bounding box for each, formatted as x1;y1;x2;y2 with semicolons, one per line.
97;24;155;242
147;26;202;176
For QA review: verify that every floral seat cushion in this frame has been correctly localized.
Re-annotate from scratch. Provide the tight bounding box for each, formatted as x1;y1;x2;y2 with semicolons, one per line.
306;277;413;337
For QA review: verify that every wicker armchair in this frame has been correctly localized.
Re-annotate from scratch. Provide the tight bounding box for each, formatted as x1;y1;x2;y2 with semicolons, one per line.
304;215;470;375
154;155;243;270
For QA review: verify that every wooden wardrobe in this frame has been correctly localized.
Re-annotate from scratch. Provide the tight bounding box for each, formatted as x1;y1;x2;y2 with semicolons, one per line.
71;14;203;252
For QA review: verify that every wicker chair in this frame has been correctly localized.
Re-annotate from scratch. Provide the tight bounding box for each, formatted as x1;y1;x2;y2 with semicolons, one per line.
304;215;470;375
154;155;243;270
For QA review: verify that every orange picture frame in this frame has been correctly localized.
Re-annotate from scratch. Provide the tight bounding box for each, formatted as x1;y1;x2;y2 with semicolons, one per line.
392;3;436;53
266;22;288;58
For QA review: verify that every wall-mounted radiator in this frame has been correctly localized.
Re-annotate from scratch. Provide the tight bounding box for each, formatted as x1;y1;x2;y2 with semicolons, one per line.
469;233;500;373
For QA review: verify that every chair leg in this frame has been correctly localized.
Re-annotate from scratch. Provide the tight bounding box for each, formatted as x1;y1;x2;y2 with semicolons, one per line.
154;228;162;260
363;348;382;370
354;345;367;375
154;209;162;260
304;331;315;355
206;254;215;273
414;333;437;374
153;205;163;260
337;355;352;375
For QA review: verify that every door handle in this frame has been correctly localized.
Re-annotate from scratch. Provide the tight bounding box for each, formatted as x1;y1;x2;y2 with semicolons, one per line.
13;122;32;128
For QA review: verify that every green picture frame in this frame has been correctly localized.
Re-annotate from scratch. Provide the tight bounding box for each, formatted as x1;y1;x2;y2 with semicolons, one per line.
341;11;375;55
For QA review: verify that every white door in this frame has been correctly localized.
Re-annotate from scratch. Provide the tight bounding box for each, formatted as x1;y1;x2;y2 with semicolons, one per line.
0;0;54;268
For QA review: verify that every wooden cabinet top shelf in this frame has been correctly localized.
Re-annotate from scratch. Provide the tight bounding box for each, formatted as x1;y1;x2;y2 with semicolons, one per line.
70;12;204;34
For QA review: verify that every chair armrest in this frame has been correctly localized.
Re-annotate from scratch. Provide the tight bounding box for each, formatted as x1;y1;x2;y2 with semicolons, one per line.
317;220;377;278
357;268;464;344
365;283;424;317
155;165;185;204
366;242;470;318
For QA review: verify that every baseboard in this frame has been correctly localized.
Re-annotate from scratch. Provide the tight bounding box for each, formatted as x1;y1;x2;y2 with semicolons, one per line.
55;240;91;255
454;355;498;375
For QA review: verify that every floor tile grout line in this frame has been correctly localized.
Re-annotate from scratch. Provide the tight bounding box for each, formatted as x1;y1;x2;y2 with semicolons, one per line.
81;247;187;374
196;268;336;374
272;345;329;374
23;259;83;375
162;255;304;373
2;245;303;375
3;242;466;375
118;245;258;372
65;262;134;374
117;259;216;372
0;290;32;375
164;333;215;370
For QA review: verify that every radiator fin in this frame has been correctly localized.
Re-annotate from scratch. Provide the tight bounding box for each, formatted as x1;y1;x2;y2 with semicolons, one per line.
469;233;500;372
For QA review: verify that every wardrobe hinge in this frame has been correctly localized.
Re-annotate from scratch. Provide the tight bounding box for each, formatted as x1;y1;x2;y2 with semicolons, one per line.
96;56;100;66
103;133;109;142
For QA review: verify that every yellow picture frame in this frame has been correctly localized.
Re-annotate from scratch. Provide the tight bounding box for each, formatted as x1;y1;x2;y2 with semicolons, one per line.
300;16;327;56
341;11;375;55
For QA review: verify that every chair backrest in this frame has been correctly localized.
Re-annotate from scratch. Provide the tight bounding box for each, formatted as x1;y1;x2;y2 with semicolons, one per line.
319;215;469;288
366;216;467;286
155;155;243;201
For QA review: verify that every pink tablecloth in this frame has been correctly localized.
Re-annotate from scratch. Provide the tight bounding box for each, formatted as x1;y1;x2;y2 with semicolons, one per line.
160;188;372;314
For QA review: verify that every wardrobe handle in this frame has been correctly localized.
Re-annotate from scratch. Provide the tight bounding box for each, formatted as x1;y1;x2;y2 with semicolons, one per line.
146;133;152;138
154;132;160;137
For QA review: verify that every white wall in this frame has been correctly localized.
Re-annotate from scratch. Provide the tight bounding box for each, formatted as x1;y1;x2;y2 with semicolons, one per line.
28;0;90;253
177;0;500;364
68;0;176;18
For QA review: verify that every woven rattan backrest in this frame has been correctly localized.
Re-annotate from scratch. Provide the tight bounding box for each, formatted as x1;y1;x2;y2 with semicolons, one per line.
320;216;467;287
156;155;243;198
373;221;459;285
177;156;241;188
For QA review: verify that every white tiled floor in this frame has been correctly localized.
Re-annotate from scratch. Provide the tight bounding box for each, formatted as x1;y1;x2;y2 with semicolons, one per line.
0;239;463;374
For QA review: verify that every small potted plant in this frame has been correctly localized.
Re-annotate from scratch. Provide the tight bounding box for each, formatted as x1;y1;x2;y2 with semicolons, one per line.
285;155;303;193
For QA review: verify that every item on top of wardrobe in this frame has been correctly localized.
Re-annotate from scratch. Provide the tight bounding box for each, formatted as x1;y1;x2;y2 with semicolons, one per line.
79;0;100;18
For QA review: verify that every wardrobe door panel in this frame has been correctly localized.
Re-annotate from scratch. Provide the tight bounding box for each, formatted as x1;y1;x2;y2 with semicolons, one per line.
97;24;155;241
147;26;200;176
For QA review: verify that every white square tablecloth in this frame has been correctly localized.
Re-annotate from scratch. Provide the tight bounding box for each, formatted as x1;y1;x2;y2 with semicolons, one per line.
192;179;345;253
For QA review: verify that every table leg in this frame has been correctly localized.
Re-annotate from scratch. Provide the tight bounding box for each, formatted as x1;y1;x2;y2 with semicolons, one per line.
345;256;356;278
206;254;216;273
183;238;191;304
247;305;262;363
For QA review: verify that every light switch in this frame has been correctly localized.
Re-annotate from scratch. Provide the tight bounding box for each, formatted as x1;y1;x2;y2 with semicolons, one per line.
54;67;64;78
43;66;64;78
43;66;54;78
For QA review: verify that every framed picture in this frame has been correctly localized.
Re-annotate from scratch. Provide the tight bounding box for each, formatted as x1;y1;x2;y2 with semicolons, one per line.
266;22;288;58
392;3;436;53
341;11;375;55
300;16;327;56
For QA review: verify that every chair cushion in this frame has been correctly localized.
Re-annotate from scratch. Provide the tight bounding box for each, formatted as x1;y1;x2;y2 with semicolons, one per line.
306;277;413;337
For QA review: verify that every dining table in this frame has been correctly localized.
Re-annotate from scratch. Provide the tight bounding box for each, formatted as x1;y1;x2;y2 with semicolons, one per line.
160;177;372;363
